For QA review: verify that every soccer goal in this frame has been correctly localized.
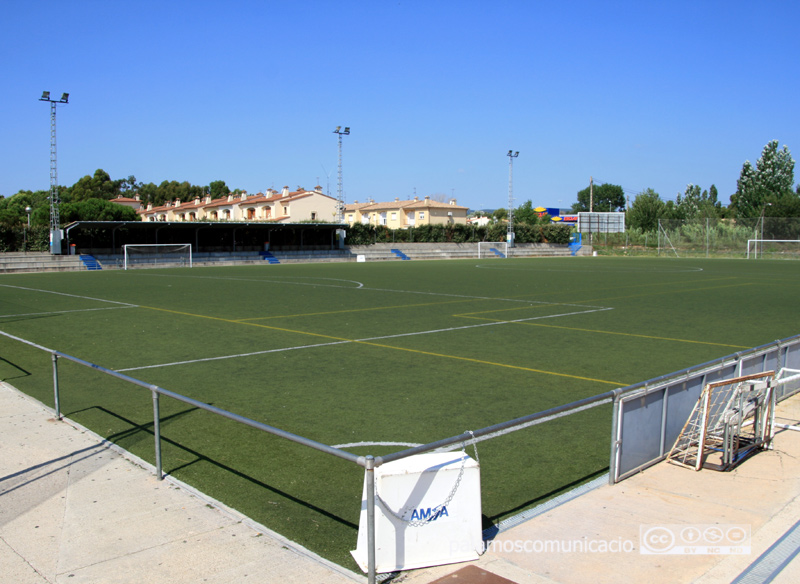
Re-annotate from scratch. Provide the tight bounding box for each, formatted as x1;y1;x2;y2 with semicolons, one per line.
746;239;800;260
123;244;193;270
478;242;509;259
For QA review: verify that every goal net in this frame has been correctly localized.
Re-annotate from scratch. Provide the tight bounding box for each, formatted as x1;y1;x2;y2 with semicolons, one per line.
746;239;800;260
478;242;509;259
123;244;193;270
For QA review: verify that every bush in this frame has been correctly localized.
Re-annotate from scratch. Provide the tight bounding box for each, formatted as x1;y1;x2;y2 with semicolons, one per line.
343;223;373;245
541;224;572;244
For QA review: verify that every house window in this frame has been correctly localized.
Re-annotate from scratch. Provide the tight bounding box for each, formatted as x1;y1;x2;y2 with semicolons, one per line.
391;212;397;221
283;206;289;215
419;212;425;220
223;210;231;220
311;212;317;221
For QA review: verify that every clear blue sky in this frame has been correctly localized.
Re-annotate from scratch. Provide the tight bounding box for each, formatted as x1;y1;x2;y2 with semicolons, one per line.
2;0;799;212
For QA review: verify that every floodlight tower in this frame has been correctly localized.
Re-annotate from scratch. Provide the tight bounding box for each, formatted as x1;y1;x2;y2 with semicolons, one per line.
39;91;69;254
333;126;350;223
507;150;519;247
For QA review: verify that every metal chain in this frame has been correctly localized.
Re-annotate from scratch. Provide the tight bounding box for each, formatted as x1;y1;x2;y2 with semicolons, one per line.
375;432;479;528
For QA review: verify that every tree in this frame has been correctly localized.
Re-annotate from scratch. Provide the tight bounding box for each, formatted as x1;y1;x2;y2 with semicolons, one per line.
675;184;722;220
513;200;544;225
492;208;508;222
60;199;139;223
0;190;49;226
572;183;625;212
626;188;665;231
209;180;230;199
120;175;140;193
66;169;122;202
731;140;795;217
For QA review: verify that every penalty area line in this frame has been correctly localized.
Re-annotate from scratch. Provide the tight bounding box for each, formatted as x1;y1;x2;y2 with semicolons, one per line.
116;340;352;372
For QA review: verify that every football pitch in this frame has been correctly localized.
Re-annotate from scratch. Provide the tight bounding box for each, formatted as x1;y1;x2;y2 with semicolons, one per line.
1;256;799;569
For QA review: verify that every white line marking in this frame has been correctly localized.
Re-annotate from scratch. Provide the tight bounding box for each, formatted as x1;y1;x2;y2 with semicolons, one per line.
117;306;614;371
116;340;352;372
361;307;614;342
0;306;137;319
0;284;138;307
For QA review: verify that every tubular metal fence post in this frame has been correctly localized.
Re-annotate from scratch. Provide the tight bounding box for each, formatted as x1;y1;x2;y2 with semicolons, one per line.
152;388;163;480
608;390;621;485
51;353;61;420
365;455;376;584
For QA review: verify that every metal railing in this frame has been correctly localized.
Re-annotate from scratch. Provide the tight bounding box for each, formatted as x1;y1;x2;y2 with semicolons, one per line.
609;333;800;483
4;328;800;582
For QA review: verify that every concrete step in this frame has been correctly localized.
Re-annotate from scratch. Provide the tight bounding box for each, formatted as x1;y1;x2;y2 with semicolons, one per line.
0;253;90;273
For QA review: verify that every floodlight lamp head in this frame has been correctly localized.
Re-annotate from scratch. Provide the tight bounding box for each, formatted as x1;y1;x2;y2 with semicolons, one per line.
507;150;513;156
334;126;341;132
344;127;350;134
60;93;69;103
41;91;50;100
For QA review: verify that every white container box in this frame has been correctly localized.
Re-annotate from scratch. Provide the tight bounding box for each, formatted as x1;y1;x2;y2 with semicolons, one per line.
351;451;482;573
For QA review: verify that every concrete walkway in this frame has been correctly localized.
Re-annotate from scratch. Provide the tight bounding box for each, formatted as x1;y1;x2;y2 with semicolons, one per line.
0;382;362;584
2;380;800;584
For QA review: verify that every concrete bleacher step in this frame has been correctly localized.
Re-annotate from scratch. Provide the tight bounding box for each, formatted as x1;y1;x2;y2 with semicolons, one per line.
0;252;91;273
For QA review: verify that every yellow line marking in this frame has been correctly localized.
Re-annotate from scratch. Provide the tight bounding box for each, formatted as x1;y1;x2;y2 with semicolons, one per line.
458;316;749;349
357;340;625;386
140;305;625;386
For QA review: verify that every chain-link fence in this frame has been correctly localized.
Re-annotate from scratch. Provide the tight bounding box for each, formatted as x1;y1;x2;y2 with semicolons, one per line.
589;217;800;259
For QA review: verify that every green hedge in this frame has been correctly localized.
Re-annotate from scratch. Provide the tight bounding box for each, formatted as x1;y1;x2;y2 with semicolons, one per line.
0;225;51;252
344;222;572;246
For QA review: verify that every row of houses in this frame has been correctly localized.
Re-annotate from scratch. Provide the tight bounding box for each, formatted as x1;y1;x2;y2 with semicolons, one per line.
110;189;471;227
343;197;469;228
112;186;338;223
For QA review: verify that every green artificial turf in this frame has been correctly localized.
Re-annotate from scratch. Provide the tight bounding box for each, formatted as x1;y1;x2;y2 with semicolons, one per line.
2;256;799;569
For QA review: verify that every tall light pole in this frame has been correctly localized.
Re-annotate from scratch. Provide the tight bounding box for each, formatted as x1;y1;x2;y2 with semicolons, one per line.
39;91;69;254
507;150;519;247
333;126;350;223
24;206;32;251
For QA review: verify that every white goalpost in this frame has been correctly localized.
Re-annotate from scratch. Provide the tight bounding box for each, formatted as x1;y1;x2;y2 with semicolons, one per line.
746;239;800;259
478;242;509;259
123;244;193;270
